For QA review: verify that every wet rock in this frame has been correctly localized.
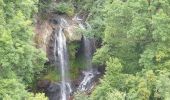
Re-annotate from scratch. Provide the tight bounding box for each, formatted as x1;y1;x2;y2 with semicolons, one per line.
46;83;61;100
47;83;61;92
35;14;83;61
46;82;73;100
50;17;61;25
37;80;51;91
78;69;100;92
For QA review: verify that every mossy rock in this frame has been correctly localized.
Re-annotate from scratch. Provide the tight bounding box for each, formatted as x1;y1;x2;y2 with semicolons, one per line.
43;70;60;82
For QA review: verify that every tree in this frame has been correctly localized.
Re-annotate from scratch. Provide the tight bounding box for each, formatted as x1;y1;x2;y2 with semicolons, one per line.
89;0;170;99
0;78;28;100
0;0;46;83
0;0;46;99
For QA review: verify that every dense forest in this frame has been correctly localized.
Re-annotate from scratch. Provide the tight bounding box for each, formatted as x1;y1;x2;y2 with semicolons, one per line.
1;0;170;100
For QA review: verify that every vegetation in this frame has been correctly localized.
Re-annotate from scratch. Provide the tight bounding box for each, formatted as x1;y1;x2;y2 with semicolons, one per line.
87;0;170;100
54;2;74;16
0;0;46;99
39;0;74;17
43;69;60;82
1;0;170;100
74;92;90;100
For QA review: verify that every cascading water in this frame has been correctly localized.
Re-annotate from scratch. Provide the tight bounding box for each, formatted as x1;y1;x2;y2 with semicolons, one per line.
74;16;99;92
58;26;67;100
83;37;93;70
53;18;72;100
78;36;96;92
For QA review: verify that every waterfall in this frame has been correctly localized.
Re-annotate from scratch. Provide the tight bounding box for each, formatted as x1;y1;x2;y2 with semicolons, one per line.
74;16;99;92
78;36;95;92
83;37;93;70
58;26;67;100
53;18;72;100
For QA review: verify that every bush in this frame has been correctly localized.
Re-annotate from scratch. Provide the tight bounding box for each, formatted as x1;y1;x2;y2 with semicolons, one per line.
74;92;90;100
54;2;74;16
28;93;48;100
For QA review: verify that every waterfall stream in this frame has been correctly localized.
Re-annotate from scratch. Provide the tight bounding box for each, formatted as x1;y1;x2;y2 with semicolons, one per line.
58;26;67;100
53;18;72;100
78;36;95;92
74;16;99;92
51;15;98;100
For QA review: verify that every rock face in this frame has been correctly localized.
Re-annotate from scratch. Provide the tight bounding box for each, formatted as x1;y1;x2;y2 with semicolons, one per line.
64;25;82;41
35;14;84;100
46;83;61;100
37;80;51;89
35;14;83;62
34;17;53;52
34;14;104;100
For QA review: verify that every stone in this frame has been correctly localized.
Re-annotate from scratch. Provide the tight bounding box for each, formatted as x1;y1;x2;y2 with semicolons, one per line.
37;80;51;89
64;25;82;41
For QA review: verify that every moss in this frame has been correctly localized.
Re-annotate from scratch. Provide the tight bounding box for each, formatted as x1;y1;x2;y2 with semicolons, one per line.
75;55;87;70
68;41;89;79
40;64;60;82
70;62;79;80
39;41;88;81
69;54;88;80
43;69;60;82
68;42;80;59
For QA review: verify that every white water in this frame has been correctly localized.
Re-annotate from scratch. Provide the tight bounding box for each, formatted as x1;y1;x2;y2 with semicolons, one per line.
78;71;94;92
74;15;97;92
78;36;95;92
53;18;72;100
57;26;67;100
83;37;93;70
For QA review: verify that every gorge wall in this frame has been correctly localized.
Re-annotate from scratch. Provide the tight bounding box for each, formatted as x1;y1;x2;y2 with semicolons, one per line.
34;1;102;100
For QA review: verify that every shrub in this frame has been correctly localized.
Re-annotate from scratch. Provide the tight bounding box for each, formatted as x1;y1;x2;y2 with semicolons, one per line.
54;2;74;16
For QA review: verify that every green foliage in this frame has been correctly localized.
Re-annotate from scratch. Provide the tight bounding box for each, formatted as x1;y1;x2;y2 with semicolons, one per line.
93;45;111;65
0;79;28;100
38;0;74;16
68;42;80;59
89;0;170;100
74;92;90;100
54;2;74;16
91;58;127;100
87;0;106;38
0;0;46;83
72;0;95;12
106;90;126;100
69;53;88;79
0;0;46;99
0;78;48;100
68;42;81;79
28;93;48;100
43;69;60;82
